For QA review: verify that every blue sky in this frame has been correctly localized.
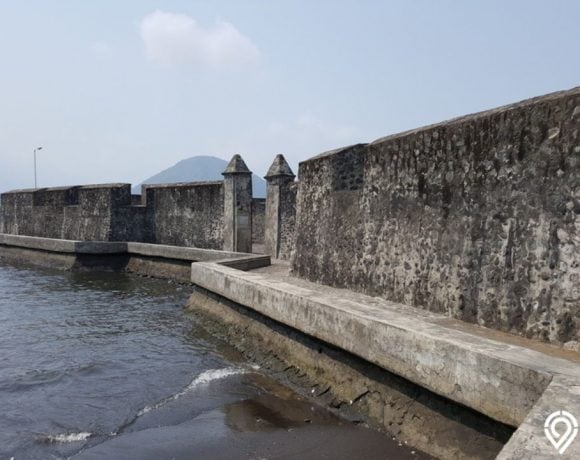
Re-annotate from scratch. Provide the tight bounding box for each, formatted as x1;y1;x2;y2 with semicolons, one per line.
1;1;579;192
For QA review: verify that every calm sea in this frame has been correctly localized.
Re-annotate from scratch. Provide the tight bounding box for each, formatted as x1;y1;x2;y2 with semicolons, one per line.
0;262;426;460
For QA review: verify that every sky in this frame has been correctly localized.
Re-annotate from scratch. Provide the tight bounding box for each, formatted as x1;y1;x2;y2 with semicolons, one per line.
1;0;579;192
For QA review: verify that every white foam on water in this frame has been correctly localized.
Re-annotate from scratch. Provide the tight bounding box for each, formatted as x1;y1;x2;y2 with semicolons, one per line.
137;405;153;416
183;367;246;391
47;432;92;443
137;367;246;417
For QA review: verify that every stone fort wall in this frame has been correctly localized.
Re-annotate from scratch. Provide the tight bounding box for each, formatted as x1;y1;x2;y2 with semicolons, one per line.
292;87;580;344
251;198;266;244
1;88;577;345
0;182;226;249
0;154;270;253
1;184;135;241
142;182;224;249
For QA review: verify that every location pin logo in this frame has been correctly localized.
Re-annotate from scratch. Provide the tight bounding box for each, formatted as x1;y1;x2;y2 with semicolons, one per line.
544;410;578;454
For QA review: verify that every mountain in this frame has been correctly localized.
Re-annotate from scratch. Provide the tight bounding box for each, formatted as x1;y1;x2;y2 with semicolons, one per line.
132;155;266;197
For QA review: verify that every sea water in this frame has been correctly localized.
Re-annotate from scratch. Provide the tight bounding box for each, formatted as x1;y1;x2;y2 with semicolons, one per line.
0;262;427;459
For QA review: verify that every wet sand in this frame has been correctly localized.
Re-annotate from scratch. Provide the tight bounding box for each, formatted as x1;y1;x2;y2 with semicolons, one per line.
76;373;430;460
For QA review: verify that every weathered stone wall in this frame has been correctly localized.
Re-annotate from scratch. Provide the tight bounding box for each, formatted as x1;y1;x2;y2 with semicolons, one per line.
32;187;79;238
142;182;224;249
292;88;580;344
1;189;36;236
0;154;257;253
276;181;297;260
0;184;134;241
222;155;253;253
251;198;265;244
62;184;133;241
264;155;298;260
0;181;224;248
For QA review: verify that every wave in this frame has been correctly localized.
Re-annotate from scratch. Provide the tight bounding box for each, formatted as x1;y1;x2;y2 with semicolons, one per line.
0;364;101;393
137;367;246;416
40;367;249;443
0;369;64;392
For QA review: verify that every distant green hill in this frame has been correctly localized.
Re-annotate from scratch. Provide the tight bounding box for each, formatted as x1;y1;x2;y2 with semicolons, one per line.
133;155;266;197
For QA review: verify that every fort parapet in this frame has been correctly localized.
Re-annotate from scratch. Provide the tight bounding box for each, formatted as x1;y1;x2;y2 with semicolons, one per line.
1;170;255;252
141;181;224;249
1;87;578;348
293;88;580;345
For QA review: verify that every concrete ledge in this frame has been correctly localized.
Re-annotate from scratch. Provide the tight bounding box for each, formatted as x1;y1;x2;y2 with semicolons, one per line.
126;242;247;262
126;243;270;271
0;234;127;254
190;262;580;458
0;244;81;270
0;233;271;275
216;255;271;271
0;234;269;262
497;375;580;459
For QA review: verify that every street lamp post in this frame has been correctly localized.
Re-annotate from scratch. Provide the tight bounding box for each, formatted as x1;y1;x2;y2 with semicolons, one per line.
33;146;43;189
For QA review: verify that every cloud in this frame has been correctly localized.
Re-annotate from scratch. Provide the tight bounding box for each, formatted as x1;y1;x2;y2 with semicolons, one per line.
139;10;259;70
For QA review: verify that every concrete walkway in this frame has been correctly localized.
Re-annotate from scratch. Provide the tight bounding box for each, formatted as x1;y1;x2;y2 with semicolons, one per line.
190;261;580;459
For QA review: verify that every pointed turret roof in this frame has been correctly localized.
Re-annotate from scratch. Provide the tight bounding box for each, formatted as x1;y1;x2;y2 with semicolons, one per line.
222;154;251;175
265;154;295;179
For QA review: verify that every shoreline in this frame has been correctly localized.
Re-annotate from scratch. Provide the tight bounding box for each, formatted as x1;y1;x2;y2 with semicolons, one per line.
2;235;580;459
186;287;511;460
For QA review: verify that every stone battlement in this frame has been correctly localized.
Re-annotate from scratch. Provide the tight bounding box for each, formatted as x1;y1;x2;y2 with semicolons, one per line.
1;86;578;346
1;176;260;251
